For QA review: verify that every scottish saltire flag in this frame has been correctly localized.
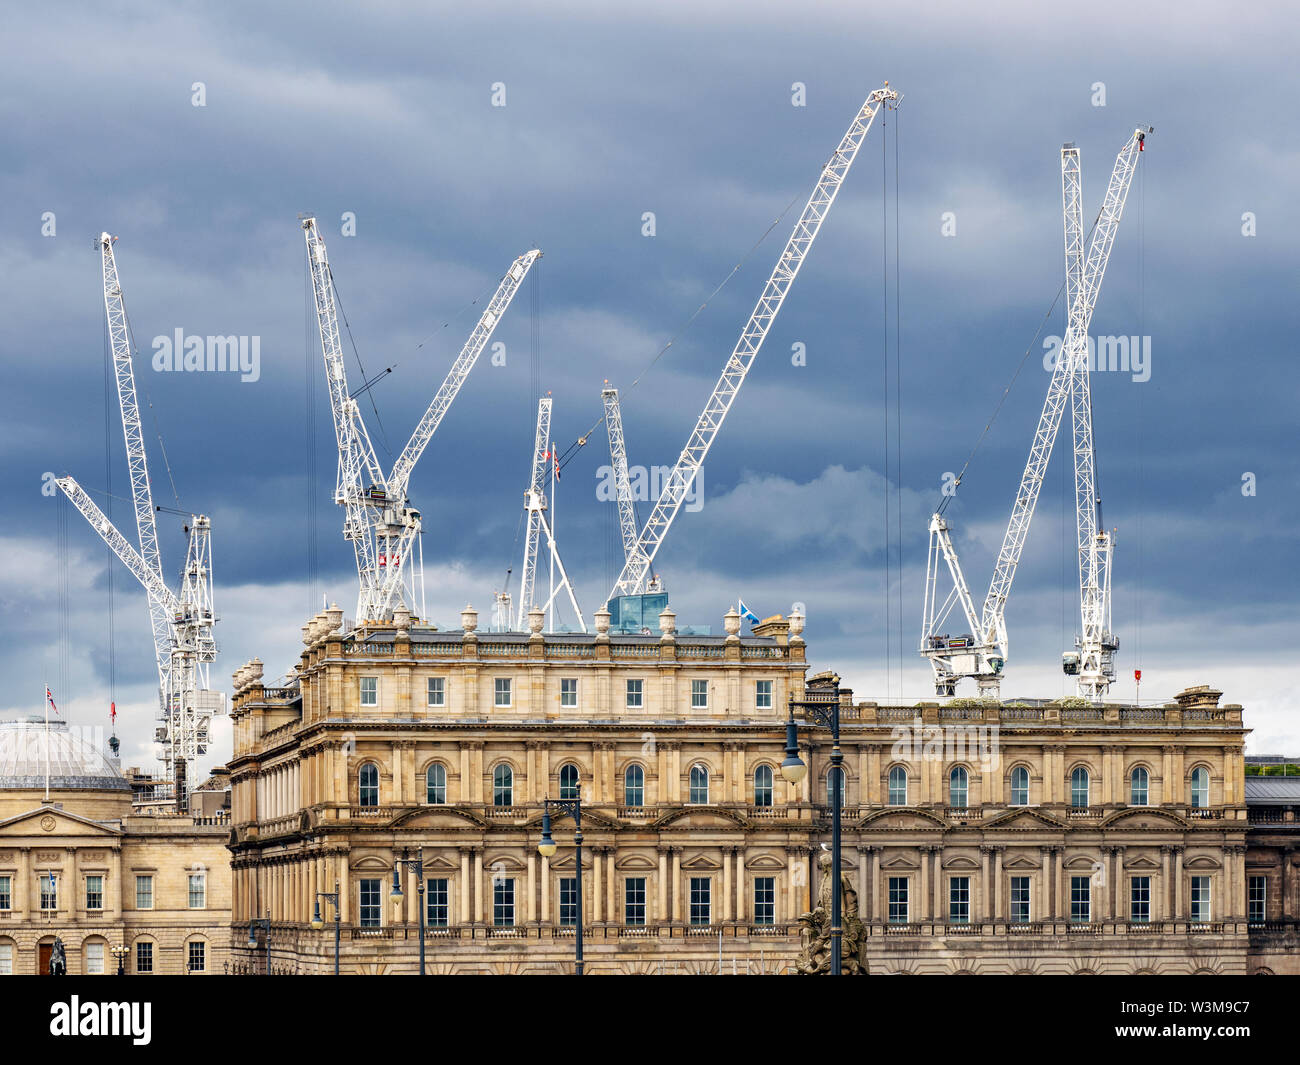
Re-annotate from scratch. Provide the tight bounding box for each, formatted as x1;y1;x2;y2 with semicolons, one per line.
46;687;59;715
738;601;760;626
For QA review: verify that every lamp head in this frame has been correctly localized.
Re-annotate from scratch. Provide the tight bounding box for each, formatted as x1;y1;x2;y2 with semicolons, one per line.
538;808;556;857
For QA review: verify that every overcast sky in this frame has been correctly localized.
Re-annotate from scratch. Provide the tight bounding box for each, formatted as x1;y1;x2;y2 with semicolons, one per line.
3;0;1297;776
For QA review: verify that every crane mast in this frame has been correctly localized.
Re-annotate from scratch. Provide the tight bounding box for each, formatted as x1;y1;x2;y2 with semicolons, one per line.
301;216;539;623
515;397;585;632
920;128;1149;698
606;84;901;601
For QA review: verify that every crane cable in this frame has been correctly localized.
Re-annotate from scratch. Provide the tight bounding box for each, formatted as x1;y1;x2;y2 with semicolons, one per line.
103;311;117;707
553;187;806;474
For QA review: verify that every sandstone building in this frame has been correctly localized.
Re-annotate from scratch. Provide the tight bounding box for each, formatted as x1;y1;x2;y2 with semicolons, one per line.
0;719;231;975
227;603;1257;975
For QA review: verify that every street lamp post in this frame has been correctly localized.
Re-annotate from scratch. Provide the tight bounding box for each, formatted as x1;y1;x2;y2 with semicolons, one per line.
310;880;342;976
111;943;129;976
390;849;426;976
247;912;271;976
537;786;583;975
781;682;844;975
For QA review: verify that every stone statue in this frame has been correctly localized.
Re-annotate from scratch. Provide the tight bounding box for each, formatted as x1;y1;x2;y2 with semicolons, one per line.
49;937;67;976
796;850;868;975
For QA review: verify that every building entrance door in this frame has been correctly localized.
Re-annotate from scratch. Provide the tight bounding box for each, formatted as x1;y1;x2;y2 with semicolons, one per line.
37;942;52;974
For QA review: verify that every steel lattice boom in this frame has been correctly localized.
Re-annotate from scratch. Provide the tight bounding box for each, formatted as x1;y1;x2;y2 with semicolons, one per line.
607;84;901;601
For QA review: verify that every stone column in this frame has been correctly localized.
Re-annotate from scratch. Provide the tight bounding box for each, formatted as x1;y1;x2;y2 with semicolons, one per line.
722;847;733;923
526;852;537;924
1159;845;1172;922
870;846;881;923
858;846;869;920
672;848;683;923
1039;847;1051;921
459;848;471;926
920;845;930;922
657;847;669;923
933;847;943;922
1054;847;1064;920
1174;847;1183;921
592;847;603;923
735;849;746;923
993;847;1003;923
606;849;617;925
473;849;484;924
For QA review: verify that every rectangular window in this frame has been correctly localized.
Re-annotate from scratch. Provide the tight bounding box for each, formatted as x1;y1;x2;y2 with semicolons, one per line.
494;677;512;707
494;877;515;927
135;875;153;910
359;676;377;706
188;873;206;909
626;679;643;709
691;679;708;709
949;877;970;924
689;877;711;926
359;878;382;928
1010;876;1031;923
40;874;57;911
559;877;578;926
1190;876;1211;923
560;678;578;708
753;877;775;925
1070;875;1091;923
625;877;646;926
85;942;104;974
0;875;9;910
427;878;449;928
755;680;773;709
1249;876;1266;924
187;941;205;973
0;944;10;975
1130;876;1150;923
136;941;153;974
888;877;909;924
426;677;445;707
85;875;104;911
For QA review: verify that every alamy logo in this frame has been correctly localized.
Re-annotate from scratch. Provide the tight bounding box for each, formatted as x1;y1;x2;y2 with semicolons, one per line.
152;330;261;383
1042;334;1151;382
595;464;703;513
50;997;151;1045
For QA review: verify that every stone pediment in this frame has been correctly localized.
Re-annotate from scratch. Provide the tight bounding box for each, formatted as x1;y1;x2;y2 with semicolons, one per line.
1184;855;1221;871
389;807;489;830
351;854;392;873
1099;808;1189;830
880;853;920;871
1064;853;1101;871
941;855;981;871
857;808;946;830
680;852;722;871
651;807;748;831
982;808;1066;830
1124;855;1161;871
549;853;591;871
484;854;526;871
614;854;657;871
0;807;122;839
745;854;787;871
1002;853;1041;870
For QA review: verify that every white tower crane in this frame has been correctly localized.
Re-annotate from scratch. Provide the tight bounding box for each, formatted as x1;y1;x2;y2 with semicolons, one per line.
921;128;1149;699
301;215;539;623
601;386;641;573
516;397;585;632
55;233;221;790
606;84;901;602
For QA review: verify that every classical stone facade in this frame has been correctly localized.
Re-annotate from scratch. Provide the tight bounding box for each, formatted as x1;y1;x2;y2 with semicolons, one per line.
227;603;1260;975
1244;773;1300;974
0;721;232;975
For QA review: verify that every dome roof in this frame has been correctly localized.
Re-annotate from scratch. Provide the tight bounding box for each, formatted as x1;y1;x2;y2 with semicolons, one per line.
0;720;129;791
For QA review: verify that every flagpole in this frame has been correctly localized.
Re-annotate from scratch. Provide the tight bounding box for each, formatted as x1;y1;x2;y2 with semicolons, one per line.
43;680;50;802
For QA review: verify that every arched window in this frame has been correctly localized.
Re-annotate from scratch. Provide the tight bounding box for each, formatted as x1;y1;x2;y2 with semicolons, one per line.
1070;767;1090;809
1190;766;1209;808
493;764;513;807
426;763;447;804
1010;765;1030;806
753;765;774;807
888;766;908;806
358;763;379;807
623;765;644;807
1130;766;1149;806
689;764;709;804
559;763;580;800
826;770;846;806
949;766;969;808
